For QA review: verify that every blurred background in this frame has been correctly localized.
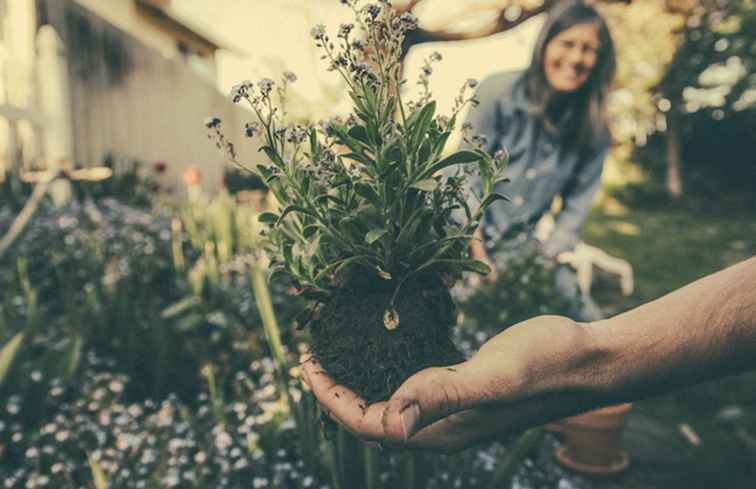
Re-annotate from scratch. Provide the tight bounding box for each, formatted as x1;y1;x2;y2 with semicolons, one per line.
1;1;755;488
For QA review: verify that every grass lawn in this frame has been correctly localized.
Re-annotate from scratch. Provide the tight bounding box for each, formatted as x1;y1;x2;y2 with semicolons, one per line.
585;197;756;308
581;195;756;488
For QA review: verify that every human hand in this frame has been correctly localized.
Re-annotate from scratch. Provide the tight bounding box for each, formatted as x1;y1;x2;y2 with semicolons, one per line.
301;315;591;452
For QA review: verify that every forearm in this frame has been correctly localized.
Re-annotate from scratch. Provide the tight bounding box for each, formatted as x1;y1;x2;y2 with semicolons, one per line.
542;149;606;258
577;256;756;405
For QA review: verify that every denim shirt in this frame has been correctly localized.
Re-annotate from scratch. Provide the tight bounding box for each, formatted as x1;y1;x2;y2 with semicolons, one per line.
462;70;608;258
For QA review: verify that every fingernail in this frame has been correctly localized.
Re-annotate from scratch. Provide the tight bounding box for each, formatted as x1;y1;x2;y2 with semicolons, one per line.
400;403;420;441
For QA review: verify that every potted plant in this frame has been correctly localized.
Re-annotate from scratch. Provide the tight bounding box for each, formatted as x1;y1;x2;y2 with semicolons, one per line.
555;403;632;475
206;0;508;402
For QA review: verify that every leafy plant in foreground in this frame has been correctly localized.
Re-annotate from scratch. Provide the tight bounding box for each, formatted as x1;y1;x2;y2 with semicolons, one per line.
207;0;509;402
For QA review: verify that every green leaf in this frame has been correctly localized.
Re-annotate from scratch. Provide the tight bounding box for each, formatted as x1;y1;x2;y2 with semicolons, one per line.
410;101;436;151
478;156;494;192
419;150;481;179
309;127;319;155
283;244;294;267
303;224;319;238
277;205;318;225
418;258;491;275
161;296;202;319
256;164;272;179
354;183;381;207
365;228;388;244
348;125;370;145
343;152;373;166
313;255;372;283
260;145;285;167
0;333;24;387
348;90;368;114
62;336;83;380
407;234;474;261
409;178;439;192
417;138;432;166
405;100;430;129
396;207;434;246
430;131;452;160
383;96;397;123
366;119;379;145
258;212;279;224
264;174;281;185
478;192;510;212
448;259;492;274
363;86;377;114
331;124;370;156
315;194;347;207
268;266;290;285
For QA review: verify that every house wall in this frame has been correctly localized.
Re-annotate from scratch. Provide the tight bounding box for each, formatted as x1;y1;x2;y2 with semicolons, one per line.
34;0;256;194
73;0;216;74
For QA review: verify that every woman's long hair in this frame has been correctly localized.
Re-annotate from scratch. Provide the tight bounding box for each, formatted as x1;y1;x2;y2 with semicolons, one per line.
522;1;616;155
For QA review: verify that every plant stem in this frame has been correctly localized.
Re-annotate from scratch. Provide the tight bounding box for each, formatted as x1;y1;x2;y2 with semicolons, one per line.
364;444;380;489
249;262;290;404
326;438;343;489
337;427;365;489
402;451;417;489
486;428;543;489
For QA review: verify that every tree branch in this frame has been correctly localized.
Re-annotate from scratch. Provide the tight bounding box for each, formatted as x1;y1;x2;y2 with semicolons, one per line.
398;0;633;58
401;1;556;57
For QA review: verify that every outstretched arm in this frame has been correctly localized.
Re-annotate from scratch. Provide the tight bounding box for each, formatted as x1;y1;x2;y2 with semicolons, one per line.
302;256;756;452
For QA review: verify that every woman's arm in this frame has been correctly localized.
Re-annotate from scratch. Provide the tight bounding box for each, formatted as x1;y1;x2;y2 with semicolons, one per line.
460;73;515;270
302;256;756;452
540;147;606;258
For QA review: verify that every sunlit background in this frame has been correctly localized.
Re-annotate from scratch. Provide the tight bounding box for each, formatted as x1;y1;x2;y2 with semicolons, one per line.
1;1;756;488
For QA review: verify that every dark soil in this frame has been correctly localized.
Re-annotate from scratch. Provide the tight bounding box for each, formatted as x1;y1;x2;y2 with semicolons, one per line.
310;272;465;402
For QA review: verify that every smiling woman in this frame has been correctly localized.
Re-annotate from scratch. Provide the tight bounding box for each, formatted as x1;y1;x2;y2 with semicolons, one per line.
466;0;616;322
543;22;600;93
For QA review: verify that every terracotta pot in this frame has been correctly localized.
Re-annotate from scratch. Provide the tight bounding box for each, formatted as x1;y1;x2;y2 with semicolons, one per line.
555;403;631;475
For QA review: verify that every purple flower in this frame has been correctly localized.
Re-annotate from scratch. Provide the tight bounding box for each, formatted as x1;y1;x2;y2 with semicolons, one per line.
258;78;275;95
338;23;354;39
244;122;260;138
399;12;418;30
204;117;221;129
366;4;381;20
311;24;327;41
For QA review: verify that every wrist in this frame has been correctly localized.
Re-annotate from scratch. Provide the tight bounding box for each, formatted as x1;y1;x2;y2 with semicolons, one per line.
523;318;622;413
571;319;628;404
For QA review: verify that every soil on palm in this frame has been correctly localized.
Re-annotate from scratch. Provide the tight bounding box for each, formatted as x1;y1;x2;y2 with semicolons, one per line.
310;274;465;403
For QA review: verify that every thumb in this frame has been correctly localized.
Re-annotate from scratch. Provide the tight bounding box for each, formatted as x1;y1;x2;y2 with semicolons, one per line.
381;364;472;443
